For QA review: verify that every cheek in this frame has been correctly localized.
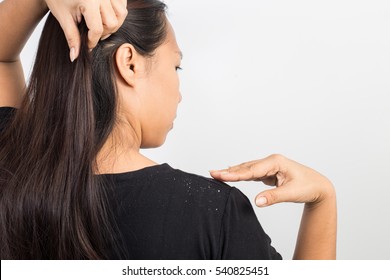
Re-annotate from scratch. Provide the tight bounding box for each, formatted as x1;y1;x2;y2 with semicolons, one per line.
140;72;180;147
168;72;181;104
156;71;180;113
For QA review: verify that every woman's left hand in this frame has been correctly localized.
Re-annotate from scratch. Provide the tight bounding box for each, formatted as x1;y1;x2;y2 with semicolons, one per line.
45;0;128;61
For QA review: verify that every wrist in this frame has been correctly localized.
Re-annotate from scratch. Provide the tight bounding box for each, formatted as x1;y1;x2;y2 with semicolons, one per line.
307;179;336;209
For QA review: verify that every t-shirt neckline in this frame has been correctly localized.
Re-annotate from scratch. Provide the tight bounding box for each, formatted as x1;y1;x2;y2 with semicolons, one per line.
97;163;171;178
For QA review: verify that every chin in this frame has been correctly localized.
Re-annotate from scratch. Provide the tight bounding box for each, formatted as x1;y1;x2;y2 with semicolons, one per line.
140;136;167;149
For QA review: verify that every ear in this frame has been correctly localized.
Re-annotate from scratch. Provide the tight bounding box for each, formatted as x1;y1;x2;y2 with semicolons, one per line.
115;43;142;87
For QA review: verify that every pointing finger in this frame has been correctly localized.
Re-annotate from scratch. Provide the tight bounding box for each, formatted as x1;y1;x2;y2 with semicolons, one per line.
210;155;285;182
56;14;81;62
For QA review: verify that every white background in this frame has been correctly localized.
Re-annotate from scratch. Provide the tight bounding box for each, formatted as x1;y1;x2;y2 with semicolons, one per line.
20;0;390;259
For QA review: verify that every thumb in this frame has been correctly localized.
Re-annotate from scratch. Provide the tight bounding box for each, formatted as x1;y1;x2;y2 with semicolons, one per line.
57;15;81;62
255;187;290;207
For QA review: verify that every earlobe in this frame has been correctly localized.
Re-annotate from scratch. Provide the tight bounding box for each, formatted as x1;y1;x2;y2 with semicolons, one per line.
115;43;137;87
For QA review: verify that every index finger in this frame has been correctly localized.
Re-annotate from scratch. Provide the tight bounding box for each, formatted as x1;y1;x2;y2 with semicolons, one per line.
55;13;81;61
210;154;285;182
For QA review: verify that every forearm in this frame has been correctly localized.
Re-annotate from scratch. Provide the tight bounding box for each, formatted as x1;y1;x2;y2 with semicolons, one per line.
293;186;337;259
0;0;48;62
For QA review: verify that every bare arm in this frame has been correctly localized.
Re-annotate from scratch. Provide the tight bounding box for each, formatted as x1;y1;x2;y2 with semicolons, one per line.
293;185;337;259
210;154;337;259
0;0;48;63
0;0;48;107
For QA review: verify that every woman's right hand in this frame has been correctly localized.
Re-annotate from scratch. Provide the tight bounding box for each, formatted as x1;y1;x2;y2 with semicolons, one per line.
44;0;128;61
210;154;335;207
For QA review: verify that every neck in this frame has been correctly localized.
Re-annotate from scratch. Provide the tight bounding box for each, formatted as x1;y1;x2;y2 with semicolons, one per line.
95;122;157;175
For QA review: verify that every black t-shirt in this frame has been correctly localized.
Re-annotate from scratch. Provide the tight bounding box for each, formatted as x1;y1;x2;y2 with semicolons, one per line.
0;107;281;260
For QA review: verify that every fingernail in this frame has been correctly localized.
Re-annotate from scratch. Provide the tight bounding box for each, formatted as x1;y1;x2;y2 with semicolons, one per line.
256;197;267;206
70;47;76;62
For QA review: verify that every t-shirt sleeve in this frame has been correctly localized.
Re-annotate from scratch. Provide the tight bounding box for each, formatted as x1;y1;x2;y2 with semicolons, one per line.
0;107;16;133
219;187;282;260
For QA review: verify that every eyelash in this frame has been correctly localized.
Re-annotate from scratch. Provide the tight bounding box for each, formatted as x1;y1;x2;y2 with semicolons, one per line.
175;67;183;71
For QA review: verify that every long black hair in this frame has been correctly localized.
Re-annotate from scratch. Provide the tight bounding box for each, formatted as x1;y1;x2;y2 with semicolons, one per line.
0;0;167;259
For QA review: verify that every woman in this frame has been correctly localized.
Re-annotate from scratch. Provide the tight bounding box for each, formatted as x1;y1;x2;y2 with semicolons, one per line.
0;0;336;259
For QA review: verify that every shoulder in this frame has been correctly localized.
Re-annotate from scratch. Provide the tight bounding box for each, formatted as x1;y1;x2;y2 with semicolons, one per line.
158;165;253;210
156;165;282;259
162;164;234;197
105;164;282;259
158;165;236;210
108;163;235;196
165;166;251;208
106;163;243;216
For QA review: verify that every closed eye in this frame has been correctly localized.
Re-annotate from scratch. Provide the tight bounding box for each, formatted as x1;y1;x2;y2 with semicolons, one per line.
175;66;183;71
